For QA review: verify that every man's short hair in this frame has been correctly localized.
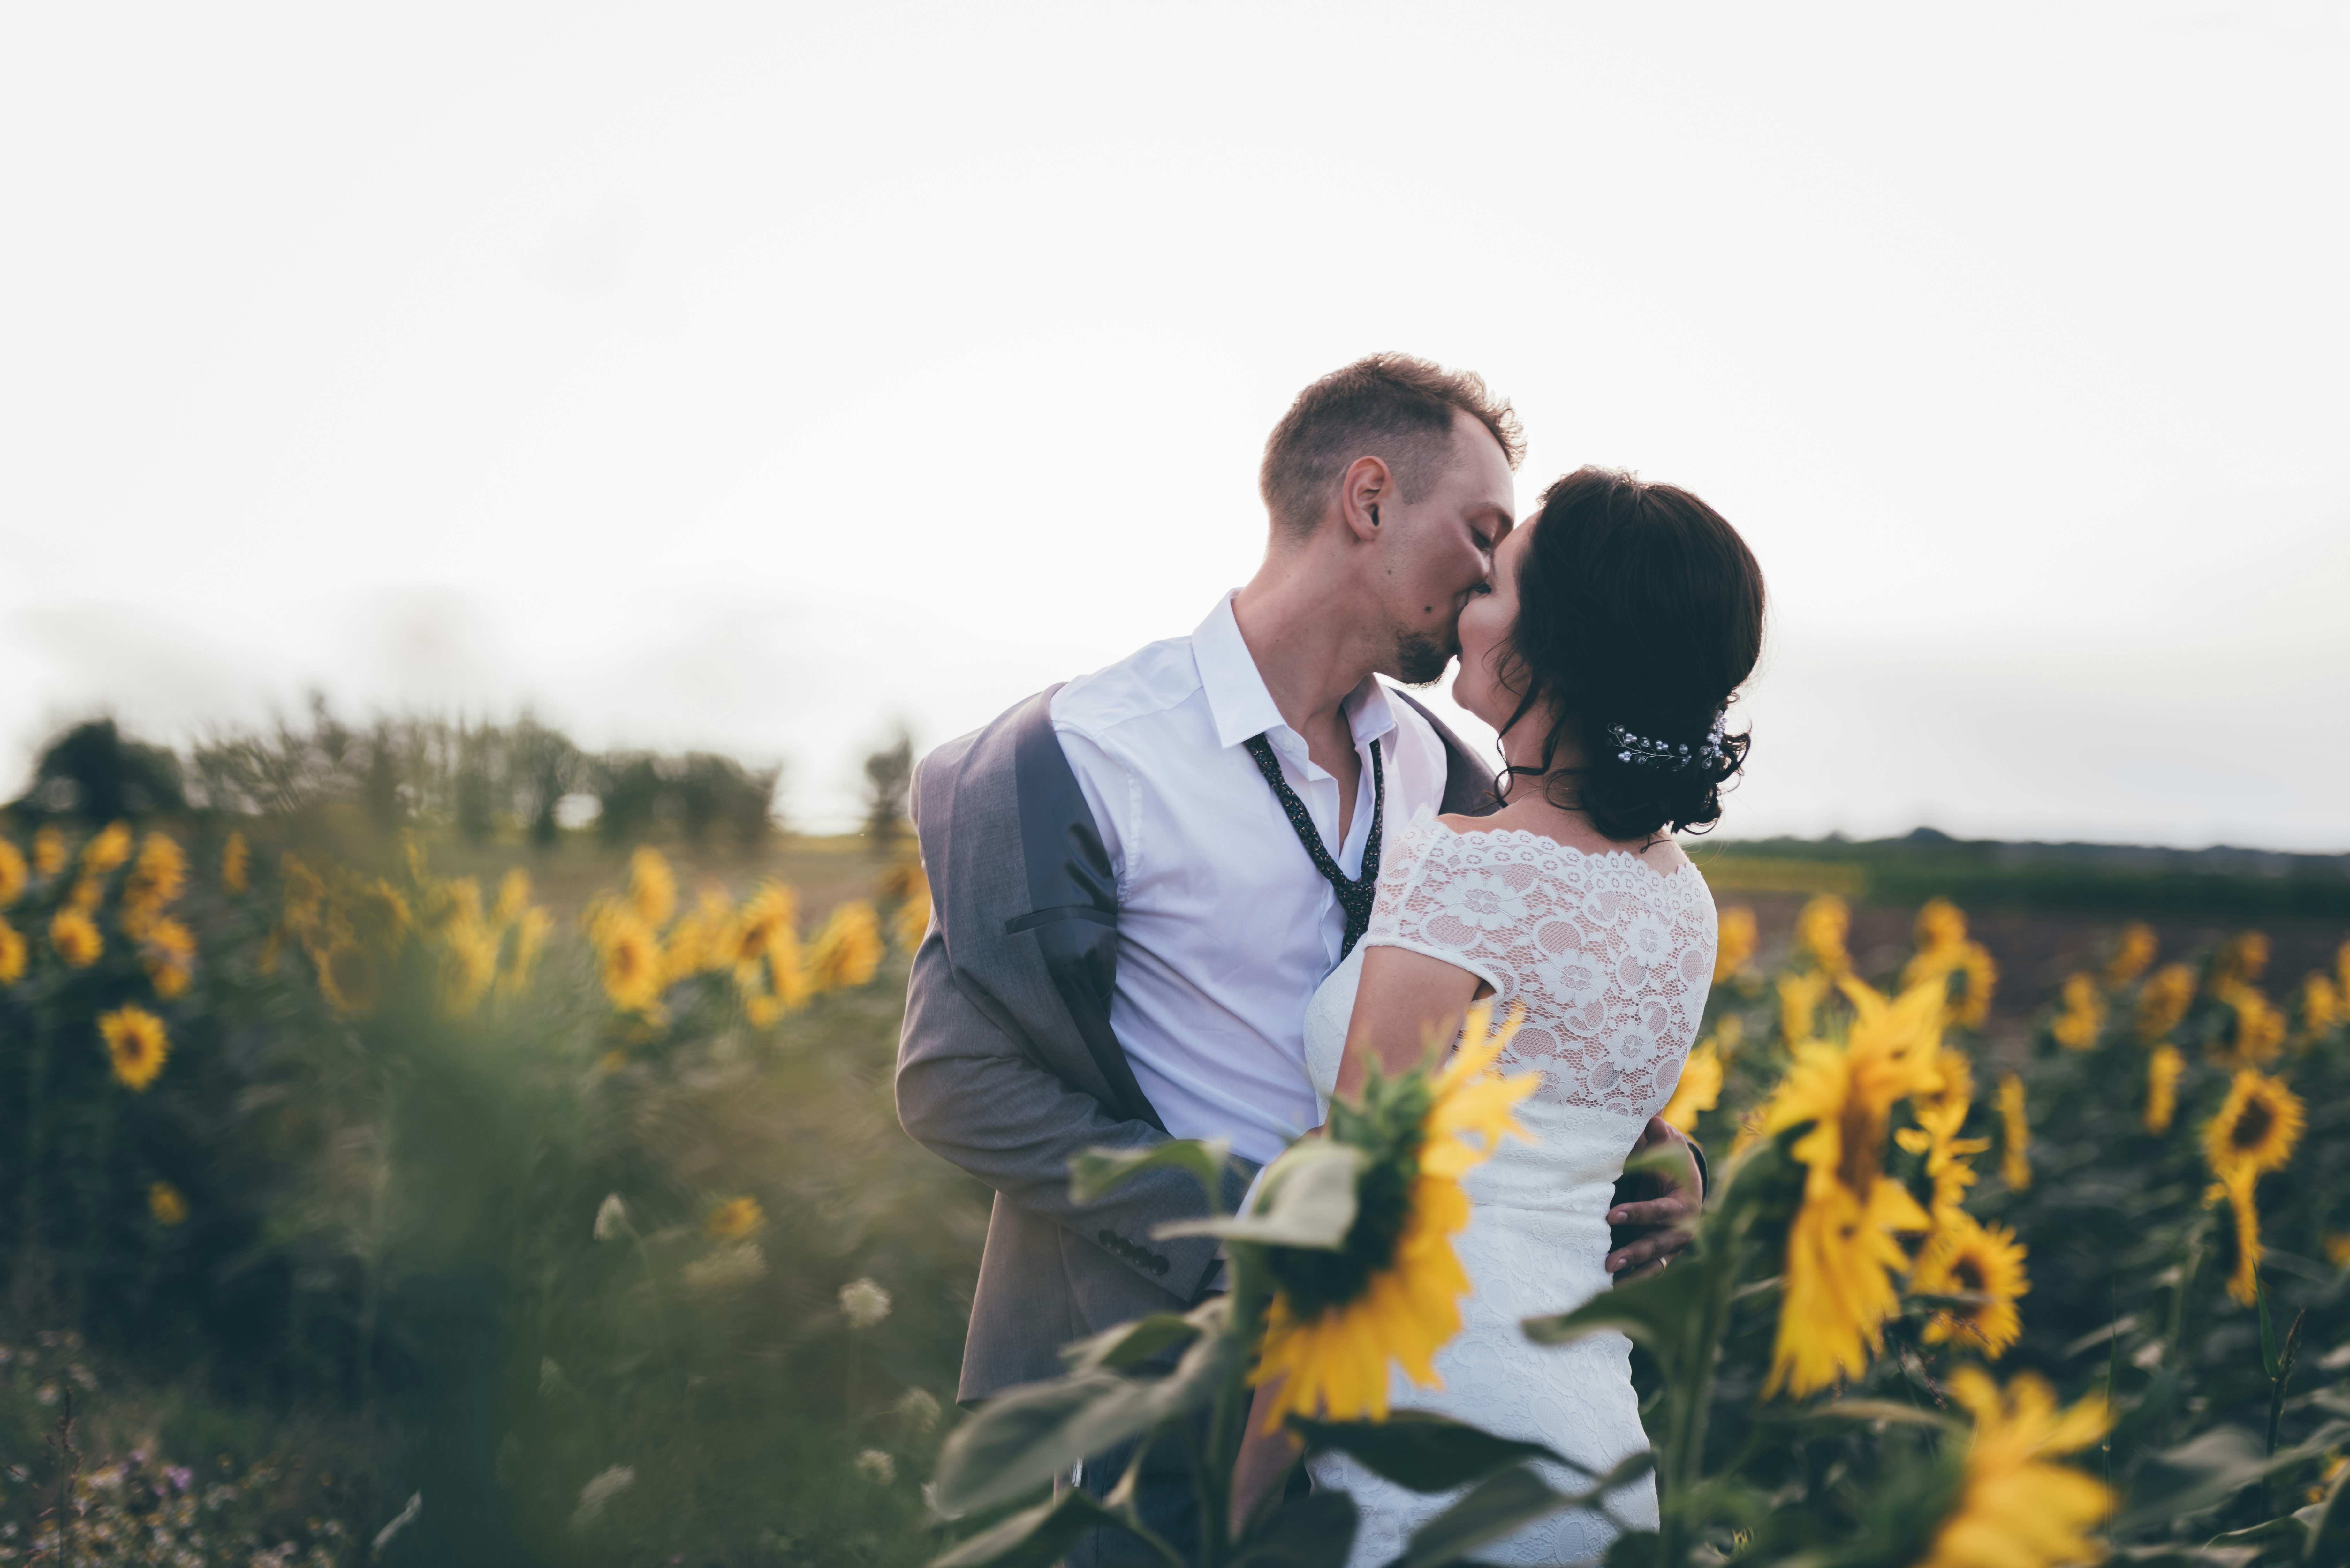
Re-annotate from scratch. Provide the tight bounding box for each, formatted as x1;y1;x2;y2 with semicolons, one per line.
1259;353;1525;538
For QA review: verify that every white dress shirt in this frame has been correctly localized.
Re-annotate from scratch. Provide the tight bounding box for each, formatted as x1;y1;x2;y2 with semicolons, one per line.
1050;592;1452;1165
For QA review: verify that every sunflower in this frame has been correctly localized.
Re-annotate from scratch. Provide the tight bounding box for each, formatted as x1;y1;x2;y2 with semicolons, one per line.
1757;977;1942;1397
82;821;133;875
2325;1234;2350;1270
0;837;25;907
2144;1045;2184;1135
32;825;67;879
2210;932;2269;991
1794;895;1851;976
491;867;532;928
594;908;665;1015
1770;1177;1927;1398
892;884;934;952
1914;897;1969;955
724;883;800;978
1913;1044;1976;1124
1660;1038;1723;1134
2136;964;2195;1044
1912;1210;2029;1358
99;1004;172;1092
2214;984;2286;1066
2202;1068;2304;1183
1919;1368;2110;1568
281;854;326;934
2049;973;2104;1051
1996;1074;2030;1192
707;1195;766;1240
0;917;24;986
314;941;381;1017
629;847;677;929
69;875;103;913
1894;1095;1988;1228
1251;1003;1535;1429
142;916;196;999
352;881;412;951
2208;1168;2265;1307
1779;969;1831;1045
439;920;499;1017
148;1181;189;1227
2104;923;2157;987
2300;974;2342;1042
498;906;552;999
221;832;249;893
808;901;885;992
1714;906;1757;983
50;907;103;968
119;831;186;934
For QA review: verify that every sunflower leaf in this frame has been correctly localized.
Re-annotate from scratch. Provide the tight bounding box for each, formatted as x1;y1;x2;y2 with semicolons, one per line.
1286;1411;1591;1491
931;1300;1246;1515
924;1486;1128;1568
1231;1490;1360;1568
1386;1453;1654;1568
1060;1313;1203;1375
1521;1250;1721;1383
1071;1138;1233;1209
1158;1142;1363;1249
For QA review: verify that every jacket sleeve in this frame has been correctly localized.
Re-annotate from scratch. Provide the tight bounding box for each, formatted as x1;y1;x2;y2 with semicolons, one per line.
895;919;1249;1304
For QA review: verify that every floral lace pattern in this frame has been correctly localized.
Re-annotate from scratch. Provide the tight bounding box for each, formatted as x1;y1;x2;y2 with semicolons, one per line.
1366;805;1718;1121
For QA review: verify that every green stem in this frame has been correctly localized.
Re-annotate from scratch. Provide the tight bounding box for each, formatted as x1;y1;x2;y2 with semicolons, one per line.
2263;1309;2306;1518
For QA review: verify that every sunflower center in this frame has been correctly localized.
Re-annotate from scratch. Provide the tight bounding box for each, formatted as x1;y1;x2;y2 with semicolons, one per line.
1952;1256;1985;1294
1268;1074;1433;1320
1837;1100;1884;1197
2232;1098;2274;1152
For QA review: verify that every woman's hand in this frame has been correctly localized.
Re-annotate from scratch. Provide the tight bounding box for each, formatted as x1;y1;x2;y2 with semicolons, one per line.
1229;1379;1301;1537
1605;1115;1703;1280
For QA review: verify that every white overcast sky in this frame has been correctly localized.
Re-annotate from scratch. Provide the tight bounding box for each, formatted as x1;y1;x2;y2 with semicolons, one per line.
3;2;2345;848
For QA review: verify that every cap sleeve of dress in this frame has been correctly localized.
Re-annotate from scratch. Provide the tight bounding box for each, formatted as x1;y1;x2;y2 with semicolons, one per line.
1359;805;1512;1002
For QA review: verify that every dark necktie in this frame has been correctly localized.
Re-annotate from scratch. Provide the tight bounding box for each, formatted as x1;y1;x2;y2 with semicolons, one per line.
1241;734;1384;960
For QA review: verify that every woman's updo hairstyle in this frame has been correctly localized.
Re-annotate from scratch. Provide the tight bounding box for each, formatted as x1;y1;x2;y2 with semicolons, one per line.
1496;466;1765;842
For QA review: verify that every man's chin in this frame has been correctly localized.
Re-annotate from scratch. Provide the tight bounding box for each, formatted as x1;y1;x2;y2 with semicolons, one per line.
1392;631;1457;688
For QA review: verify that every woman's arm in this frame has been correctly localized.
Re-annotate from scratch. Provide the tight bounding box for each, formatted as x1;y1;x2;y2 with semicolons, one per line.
1333;945;1490;1103
1230;1379;1299;1535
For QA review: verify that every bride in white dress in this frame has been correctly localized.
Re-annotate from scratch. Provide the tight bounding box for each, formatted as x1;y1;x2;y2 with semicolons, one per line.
1239;465;1767;1565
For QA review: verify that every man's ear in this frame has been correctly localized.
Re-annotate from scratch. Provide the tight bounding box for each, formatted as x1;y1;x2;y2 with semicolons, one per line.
1338;455;1392;544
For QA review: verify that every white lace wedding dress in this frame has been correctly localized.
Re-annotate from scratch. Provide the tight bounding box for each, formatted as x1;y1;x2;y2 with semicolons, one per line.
1300;805;1719;1566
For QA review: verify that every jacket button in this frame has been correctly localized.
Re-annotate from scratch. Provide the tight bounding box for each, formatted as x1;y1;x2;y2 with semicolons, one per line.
1152;1257;1170;1277
1098;1230;1116;1248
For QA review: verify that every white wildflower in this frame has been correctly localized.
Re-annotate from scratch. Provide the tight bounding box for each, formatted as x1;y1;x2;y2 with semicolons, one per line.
854;1449;896;1484
839;1276;891;1329
592;1193;629;1242
895;1387;941;1433
570;1464;637;1532
683;1241;768;1293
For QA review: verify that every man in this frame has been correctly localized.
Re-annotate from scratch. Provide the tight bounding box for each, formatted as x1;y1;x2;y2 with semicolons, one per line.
896;354;1700;1563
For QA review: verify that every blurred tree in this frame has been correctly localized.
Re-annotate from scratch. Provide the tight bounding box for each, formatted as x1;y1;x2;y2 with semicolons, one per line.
596;753;664;847
863;731;914;846
674;751;779;848
508;714;578;851
11;717;187;820
454;725;496;844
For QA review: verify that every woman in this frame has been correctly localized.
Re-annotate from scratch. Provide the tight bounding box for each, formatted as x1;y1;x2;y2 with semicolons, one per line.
1237;465;1767;1564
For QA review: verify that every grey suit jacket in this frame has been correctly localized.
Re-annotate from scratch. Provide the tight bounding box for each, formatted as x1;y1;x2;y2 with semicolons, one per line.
895;683;1496;1404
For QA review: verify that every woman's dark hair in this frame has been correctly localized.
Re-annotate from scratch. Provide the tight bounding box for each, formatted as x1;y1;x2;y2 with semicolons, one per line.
1495;466;1766;842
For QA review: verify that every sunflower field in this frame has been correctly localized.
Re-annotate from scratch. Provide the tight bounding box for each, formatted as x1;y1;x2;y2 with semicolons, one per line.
1;773;2348;1566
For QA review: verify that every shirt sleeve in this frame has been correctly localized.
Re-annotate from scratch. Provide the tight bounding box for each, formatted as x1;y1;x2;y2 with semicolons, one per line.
1051;722;1133;896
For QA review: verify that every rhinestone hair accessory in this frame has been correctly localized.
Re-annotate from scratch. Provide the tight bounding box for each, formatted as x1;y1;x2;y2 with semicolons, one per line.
1608;711;1730;772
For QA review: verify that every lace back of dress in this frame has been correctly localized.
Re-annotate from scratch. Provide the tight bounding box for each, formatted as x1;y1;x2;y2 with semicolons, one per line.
1368;807;1717;1119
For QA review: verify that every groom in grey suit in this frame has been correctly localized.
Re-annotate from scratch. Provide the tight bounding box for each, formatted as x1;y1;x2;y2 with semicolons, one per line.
896;355;1702;1564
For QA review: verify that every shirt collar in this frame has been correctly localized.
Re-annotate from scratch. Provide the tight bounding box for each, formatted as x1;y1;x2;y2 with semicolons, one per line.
1192;592;1401;757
